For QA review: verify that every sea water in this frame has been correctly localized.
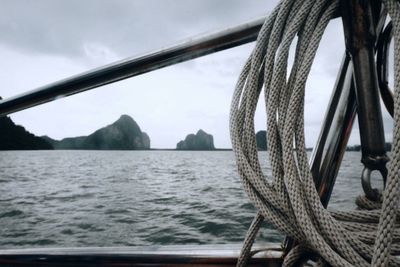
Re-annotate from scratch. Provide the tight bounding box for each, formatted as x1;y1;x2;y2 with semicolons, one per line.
0;150;365;248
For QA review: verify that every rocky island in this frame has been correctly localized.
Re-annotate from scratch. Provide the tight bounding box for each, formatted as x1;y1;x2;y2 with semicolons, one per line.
256;130;267;150
43;115;150;150
0;116;53;150
176;129;215;150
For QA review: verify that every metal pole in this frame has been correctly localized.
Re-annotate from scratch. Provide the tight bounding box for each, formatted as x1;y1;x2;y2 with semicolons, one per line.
341;0;389;200
0;17;266;116
310;55;357;207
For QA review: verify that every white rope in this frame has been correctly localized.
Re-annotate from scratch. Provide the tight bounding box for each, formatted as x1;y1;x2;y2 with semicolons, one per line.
229;0;400;266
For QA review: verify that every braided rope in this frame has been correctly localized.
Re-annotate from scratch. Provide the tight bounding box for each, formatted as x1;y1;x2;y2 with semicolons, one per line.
229;0;400;266
372;1;400;266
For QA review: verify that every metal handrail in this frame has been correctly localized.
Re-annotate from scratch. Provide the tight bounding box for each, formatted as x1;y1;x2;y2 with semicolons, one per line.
0;244;283;267
0;17;265;116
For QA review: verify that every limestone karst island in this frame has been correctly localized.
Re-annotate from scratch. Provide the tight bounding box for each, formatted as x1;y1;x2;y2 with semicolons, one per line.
1;115;150;150
176;129;215;150
43;115;150;150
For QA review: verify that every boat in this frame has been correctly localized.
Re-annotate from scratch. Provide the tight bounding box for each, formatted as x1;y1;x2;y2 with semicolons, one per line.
0;0;399;266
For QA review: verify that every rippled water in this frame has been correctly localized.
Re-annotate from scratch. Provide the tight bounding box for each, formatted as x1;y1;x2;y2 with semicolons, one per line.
0;150;366;249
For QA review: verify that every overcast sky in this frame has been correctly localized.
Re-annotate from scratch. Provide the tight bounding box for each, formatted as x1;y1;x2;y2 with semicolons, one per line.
0;0;394;148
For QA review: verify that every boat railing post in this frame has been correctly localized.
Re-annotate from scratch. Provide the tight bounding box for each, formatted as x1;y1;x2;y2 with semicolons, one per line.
341;0;389;201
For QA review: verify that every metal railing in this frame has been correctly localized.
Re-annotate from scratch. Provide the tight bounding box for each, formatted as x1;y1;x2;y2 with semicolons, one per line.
0;17;265;116
0;244;283;267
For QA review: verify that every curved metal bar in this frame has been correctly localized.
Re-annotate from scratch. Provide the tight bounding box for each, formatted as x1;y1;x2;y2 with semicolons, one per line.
361;167;387;201
0;17;266;116
0;245;283;267
377;22;394;117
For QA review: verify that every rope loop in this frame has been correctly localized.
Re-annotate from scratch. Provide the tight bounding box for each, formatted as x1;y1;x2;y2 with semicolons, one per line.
229;0;400;266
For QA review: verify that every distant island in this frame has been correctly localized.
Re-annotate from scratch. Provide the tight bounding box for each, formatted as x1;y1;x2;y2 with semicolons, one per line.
346;143;392;152
304;143;392;152
0;116;53;150
256;130;267;150
1;112;394;152
177;129;215;150
43;115;150;150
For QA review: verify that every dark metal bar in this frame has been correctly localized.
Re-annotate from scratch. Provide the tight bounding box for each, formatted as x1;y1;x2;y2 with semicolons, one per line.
377;22;394;117
0;245;283;267
341;0;389;200
310;56;357;207
0;17;266;116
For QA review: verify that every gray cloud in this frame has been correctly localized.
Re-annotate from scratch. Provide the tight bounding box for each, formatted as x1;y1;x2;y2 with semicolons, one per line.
0;0;277;58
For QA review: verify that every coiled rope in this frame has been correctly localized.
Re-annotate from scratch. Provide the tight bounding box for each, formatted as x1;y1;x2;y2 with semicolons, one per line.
229;0;400;266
